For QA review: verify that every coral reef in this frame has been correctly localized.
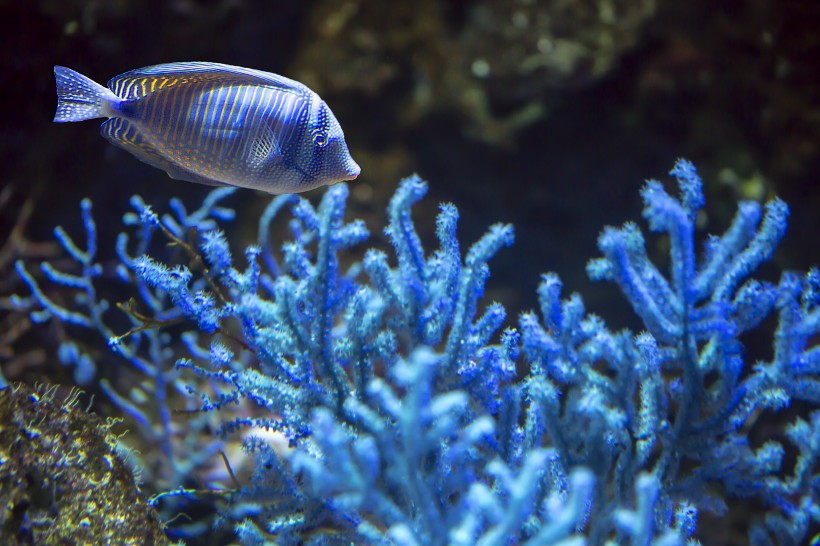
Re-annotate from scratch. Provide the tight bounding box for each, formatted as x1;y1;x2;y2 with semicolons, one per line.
11;191;244;540
0;382;168;545
295;0;660;143
0;184;61;383
12;161;820;544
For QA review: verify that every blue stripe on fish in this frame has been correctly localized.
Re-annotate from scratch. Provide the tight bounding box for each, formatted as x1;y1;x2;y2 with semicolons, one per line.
53;63;360;194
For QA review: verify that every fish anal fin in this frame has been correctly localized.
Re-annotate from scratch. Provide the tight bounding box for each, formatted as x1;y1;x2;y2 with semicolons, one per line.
100;118;229;188
165;169;230;188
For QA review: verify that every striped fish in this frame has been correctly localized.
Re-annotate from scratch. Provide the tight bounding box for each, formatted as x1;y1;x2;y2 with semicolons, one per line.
53;62;360;194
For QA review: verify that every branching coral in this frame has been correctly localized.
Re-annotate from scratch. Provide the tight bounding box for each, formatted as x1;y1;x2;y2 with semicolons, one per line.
12;190;239;538
14;162;820;544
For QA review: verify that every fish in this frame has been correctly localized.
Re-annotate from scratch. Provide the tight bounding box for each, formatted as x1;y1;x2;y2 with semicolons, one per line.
53;62;360;194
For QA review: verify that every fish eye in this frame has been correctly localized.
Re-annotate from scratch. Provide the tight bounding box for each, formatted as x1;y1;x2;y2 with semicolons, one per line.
312;131;328;148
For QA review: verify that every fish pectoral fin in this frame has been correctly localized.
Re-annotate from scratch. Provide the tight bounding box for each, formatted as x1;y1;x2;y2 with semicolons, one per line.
246;121;281;170
100;118;229;188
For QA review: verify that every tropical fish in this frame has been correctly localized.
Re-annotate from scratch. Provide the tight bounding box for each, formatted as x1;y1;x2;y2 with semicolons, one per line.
53;62;360;194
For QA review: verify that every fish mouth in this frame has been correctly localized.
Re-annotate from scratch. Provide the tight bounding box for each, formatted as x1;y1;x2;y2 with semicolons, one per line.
344;160;361;181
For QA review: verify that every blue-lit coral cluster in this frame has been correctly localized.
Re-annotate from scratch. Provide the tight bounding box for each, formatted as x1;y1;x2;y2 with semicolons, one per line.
15;161;820;544
12;190;239;535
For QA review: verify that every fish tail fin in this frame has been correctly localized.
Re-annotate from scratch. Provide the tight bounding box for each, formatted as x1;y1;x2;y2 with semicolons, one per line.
53;66;117;122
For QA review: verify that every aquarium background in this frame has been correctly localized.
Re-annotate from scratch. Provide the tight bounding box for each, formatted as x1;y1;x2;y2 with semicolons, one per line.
1;1;819;544
3;0;819;321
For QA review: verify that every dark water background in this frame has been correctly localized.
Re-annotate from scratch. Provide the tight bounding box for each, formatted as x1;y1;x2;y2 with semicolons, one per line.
2;0;818;323
0;1;818;542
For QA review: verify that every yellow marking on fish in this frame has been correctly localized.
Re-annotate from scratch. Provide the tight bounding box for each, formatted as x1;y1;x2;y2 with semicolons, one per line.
213;87;237;147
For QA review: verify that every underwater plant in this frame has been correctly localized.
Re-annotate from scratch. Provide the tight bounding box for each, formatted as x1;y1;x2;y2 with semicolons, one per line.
13;161;820;544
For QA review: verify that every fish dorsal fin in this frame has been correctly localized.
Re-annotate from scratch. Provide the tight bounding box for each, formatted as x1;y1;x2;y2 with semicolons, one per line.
100;118;228;187
108;62;307;100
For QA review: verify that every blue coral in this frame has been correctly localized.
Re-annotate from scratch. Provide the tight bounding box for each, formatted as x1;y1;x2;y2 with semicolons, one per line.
14;162;820;544
12;189;239;538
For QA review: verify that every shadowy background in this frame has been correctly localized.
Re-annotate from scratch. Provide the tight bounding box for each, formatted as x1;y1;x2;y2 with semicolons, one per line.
2;0;819;322
0;0;818;542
